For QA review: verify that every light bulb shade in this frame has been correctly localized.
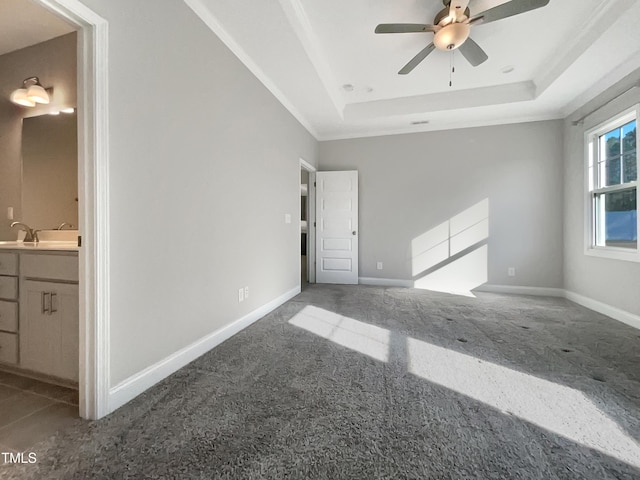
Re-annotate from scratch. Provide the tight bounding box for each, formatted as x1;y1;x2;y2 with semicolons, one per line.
26;84;50;104
433;23;471;51
10;88;36;107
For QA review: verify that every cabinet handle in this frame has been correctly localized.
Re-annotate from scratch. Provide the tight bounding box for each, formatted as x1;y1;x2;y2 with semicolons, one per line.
50;293;57;314
42;292;51;315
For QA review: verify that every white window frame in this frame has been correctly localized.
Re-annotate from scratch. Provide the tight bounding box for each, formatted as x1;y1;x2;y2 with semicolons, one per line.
584;104;640;262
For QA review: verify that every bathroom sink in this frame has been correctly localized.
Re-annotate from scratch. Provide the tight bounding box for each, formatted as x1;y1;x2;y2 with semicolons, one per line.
0;232;79;250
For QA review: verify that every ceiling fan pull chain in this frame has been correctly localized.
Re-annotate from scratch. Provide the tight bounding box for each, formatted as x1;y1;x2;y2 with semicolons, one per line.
449;50;455;87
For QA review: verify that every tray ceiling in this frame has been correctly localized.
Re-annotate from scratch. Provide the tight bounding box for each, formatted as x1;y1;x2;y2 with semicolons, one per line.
194;0;640;138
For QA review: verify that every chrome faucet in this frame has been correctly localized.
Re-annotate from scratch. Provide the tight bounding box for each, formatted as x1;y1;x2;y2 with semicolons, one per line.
11;222;38;243
56;222;74;230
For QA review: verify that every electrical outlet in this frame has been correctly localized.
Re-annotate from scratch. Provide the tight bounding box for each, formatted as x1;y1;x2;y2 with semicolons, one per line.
238;287;244;302
244;286;249;299
7;207;13;220
377;262;383;270
285;213;292;224
508;267;516;277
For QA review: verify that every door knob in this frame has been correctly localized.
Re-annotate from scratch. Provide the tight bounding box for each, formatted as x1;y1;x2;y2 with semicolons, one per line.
352;231;357;235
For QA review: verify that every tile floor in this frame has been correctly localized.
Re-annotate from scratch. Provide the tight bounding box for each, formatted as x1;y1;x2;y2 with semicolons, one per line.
0;371;78;453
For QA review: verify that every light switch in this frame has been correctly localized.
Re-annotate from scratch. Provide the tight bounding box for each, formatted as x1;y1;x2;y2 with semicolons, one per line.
7;207;13;220
285;213;292;224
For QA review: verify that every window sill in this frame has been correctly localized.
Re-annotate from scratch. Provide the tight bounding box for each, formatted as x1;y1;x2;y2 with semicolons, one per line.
584;247;640;263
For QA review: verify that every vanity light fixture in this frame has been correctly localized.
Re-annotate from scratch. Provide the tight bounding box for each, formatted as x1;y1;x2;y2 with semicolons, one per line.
10;77;51;107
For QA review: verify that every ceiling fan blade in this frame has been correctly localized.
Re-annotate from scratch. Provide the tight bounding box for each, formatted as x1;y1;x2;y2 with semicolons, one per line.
449;0;470;21
398;43;436;75
459;37;488;67
375;23;438;34
470;0;550;25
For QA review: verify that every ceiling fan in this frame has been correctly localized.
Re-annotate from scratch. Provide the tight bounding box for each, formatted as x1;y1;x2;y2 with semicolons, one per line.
375;0;550;75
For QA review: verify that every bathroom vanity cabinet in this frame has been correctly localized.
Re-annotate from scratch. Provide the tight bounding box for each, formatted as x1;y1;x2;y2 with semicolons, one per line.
0;248;78;382
0;252;19;365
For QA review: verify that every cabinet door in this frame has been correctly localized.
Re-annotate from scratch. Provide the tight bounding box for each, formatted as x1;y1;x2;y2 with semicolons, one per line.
20;280;79;382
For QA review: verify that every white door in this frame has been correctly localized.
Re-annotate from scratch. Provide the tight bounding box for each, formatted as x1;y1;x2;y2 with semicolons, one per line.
316;171;358;284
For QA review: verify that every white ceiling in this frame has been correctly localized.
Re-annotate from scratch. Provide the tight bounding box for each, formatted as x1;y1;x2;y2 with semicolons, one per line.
186;0;640;140
0;0;75;56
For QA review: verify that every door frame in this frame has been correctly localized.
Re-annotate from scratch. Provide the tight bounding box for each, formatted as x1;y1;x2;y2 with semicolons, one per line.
34;0;110;420
300;158;316;284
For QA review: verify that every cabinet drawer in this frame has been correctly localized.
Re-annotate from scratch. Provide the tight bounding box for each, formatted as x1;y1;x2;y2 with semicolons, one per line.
0;253;18;276
20;254;78;282
0;276;18;300
0;301;18;332
0;332;18;365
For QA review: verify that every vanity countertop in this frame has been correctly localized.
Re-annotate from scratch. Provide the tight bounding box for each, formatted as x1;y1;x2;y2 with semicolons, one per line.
0;241;79;252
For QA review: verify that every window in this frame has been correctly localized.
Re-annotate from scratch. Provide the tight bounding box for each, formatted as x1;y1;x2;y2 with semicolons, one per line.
586;106;639;261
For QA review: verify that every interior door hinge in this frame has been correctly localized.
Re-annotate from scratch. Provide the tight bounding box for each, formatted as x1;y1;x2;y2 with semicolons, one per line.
313;222;316;227
314;182;316;187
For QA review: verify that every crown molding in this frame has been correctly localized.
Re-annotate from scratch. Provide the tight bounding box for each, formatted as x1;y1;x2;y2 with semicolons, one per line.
534;0;636;98
277;0;345;118
317;111;564;142
184;0;319;140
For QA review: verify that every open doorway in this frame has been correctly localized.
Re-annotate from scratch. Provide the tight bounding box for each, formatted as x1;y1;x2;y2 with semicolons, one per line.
26;0;109;422
301;168;309;287
0;2;82;449
300;159;316;288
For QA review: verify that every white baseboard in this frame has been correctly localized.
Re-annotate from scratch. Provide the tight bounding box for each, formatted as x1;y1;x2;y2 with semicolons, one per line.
474;284;566;297
106;281;640;414
108;286;301;413
359;277;414;288
564;290;640;331
358;278;566;298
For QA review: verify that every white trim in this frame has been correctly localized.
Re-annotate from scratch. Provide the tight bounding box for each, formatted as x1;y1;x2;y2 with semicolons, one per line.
317;112;564;142
474;284;565;297
534;0;635;99
565;290;640;331
276;0;344;117
359;279;640;331
33;0;110;420
299;158;316;285
357;278;567;296
183;0;318;140
299;158;316;172
104;279;640;413
358;277;414;288
584;246;640;263
108;286;300;413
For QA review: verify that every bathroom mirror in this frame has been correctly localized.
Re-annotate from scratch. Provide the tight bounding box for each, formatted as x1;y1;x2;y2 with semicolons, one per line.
21;112;78;230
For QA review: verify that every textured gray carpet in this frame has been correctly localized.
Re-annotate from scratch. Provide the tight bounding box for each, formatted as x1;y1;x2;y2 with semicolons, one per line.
3;285;640;479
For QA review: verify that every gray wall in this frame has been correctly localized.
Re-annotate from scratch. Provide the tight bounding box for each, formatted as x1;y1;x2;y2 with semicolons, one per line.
77;0;318;386
319;121;564;289
564;69;640;316
0;33;77;240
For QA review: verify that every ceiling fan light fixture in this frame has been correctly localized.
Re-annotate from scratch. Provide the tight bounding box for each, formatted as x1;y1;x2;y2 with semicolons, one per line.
433;23;470;51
